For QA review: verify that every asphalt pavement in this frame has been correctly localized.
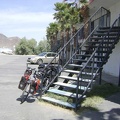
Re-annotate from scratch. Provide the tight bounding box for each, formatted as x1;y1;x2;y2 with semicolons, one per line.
0;54;120;120
0;55;79;120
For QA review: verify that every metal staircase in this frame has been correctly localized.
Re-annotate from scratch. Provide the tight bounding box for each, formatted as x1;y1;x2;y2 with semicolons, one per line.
41;7;120;110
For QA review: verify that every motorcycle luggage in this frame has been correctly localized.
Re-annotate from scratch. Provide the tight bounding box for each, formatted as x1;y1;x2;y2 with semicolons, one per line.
29;81;37;94
29;79;40;94
18;76;27;90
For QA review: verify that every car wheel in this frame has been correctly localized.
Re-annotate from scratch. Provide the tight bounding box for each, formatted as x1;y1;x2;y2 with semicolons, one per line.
37;59;43;65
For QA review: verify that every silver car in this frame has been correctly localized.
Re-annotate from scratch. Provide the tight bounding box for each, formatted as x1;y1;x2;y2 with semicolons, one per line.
27;52;59;64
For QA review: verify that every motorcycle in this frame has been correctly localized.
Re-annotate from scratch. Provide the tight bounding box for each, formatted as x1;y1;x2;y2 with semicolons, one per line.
18;63;60;103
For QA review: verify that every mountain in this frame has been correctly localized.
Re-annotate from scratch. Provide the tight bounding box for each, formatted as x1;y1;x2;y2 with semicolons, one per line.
0;33;20;50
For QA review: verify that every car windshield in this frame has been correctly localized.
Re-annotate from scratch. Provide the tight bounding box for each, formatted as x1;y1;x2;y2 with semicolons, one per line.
38;52;47;56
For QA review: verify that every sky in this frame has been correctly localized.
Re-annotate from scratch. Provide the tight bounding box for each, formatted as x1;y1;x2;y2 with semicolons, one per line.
0;0;64;43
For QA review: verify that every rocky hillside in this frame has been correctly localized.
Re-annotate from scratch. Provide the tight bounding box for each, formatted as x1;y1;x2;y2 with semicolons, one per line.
0;33;20;50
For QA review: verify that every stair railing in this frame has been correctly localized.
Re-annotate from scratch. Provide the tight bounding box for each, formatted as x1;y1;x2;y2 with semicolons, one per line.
75;15;120;109
42;7;110;94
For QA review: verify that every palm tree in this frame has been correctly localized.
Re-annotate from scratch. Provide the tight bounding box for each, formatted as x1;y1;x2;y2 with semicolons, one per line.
53;2;81;60
64;0;89;36
53;2;67;52
46;0;89;52
46;22;59;51
54;2;80;44
79;0;89;38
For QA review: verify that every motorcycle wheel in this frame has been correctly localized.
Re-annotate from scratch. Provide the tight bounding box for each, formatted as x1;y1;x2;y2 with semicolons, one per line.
20;84;30;104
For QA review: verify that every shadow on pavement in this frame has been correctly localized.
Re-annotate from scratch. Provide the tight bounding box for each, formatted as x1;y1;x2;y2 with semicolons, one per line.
26;97;35;103
105;92;120;105
78;108;120;120
16;96;35;104
77;92;120;120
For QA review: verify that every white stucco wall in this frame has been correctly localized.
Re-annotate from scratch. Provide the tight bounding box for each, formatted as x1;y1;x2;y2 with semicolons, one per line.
103;1;120;77
103;40;120;76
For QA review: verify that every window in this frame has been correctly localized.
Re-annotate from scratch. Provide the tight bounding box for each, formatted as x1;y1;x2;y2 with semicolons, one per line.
51;53;56;57
47;53;51;57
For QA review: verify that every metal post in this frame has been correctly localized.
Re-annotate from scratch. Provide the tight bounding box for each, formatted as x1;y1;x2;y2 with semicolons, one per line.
119;64;120;86
99;68;103;85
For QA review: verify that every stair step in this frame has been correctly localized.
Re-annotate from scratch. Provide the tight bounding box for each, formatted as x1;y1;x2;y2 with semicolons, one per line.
90;36;116;40
73;59;103;63
76;54;104;58
63;69;96;76
96;30;119;33
68;64;99;69
58;75;94;83
88;41;113;44
96;30;110;33
58;75;77;81
99;27;110;29
99;26;120;30
63;69;79;74
93;33;117;36
84;45;110;49
54;82;91;90
42;96;76;108
81;49;108;53
47;89;86;98
97;30;120;33
96;30;109;33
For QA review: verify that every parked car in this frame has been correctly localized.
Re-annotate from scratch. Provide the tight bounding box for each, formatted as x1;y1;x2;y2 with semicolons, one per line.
0;48;13;55
27;52;59;65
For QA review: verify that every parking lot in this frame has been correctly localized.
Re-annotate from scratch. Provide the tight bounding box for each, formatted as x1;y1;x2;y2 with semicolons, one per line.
0;55;78;120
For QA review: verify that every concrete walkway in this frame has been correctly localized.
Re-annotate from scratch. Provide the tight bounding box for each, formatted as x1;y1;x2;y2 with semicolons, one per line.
79;92;120;120
78;72;120;120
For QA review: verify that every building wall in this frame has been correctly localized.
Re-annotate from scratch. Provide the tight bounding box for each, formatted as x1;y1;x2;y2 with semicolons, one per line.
103;1;120;77
109;1;120;24
103;41;120;76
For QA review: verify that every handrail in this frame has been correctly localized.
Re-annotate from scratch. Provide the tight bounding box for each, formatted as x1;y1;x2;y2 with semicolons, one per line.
44;6;110;68
81;16;120;72
81;15;120;82
42;6;110;94
42;26;98;94
76;15;120;107
89;7;110;20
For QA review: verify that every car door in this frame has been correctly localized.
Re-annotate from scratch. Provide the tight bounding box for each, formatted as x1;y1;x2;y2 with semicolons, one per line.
45;53;52;63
